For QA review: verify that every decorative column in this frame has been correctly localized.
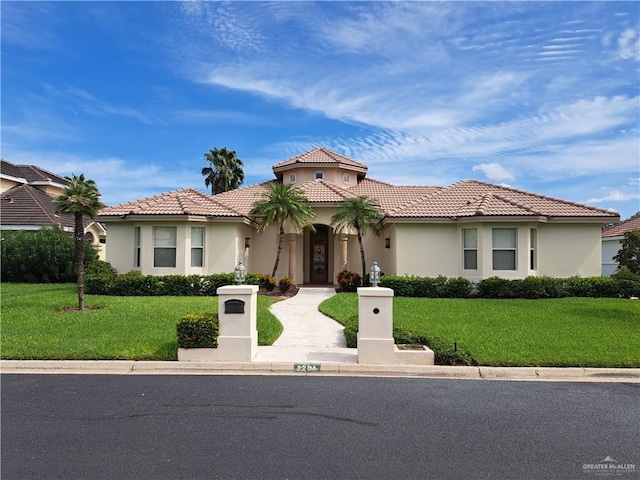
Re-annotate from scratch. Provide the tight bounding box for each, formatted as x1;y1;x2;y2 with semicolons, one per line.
288;233;297;282
340;234;348;271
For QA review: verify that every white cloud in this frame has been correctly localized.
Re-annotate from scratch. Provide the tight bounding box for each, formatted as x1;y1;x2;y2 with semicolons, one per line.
617;28;639;60
472;163;515;181
587;190;640;203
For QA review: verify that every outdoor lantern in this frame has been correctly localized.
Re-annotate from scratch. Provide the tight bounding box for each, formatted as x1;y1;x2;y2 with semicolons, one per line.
370;261;381;287
234;261;246;285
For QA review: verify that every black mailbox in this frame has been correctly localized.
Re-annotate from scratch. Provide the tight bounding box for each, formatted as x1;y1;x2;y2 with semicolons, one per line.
224;299;245;314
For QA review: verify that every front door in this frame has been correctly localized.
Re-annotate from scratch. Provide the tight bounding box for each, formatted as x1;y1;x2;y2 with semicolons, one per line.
310;226;329;283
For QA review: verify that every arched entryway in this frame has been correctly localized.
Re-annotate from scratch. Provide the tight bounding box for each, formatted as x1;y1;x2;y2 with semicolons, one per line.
309;225;329;283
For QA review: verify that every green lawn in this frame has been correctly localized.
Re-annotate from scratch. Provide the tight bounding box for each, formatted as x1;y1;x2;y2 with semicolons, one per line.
319;293;640;367
1;283;283;360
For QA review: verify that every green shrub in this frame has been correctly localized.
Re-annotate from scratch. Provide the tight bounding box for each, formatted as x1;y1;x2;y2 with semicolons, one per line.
517;276;565;299
613;268;640;283
392;325;476;366
1;227;98;283
442;277;473;298
343;315;359;348
176;313;218;348
337;270;361;292
477;277;514;298
278;276;293;294
85;261;118;294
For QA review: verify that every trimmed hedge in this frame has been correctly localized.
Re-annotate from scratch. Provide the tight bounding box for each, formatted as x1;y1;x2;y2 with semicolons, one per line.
380;274;639;299
342;317;476;366
86;270;262;296
176;313;218;348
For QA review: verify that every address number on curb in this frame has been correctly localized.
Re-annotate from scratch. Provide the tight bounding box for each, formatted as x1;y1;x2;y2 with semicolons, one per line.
294;363;321;373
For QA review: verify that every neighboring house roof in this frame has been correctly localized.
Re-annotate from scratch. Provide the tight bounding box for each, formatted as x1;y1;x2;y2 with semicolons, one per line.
602;214;640;238
272;147;368;174
0;184;76;229
97;149;619;223
1;159;69;187
98;187;246;218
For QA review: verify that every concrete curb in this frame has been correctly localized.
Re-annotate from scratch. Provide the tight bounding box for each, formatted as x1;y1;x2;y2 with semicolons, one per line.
2;360;639;382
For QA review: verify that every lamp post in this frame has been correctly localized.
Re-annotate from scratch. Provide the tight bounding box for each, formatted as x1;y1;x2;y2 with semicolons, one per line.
370;261;381;287
234;261;246;285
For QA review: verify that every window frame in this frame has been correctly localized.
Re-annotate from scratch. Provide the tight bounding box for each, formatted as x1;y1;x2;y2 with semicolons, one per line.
492;228;517;271
462;228;478;270
289;173;296;183
314;171;324;180
134;226;141;268
191;226;205;268
530;228;537;270
343;172;350;183
153;226;177;268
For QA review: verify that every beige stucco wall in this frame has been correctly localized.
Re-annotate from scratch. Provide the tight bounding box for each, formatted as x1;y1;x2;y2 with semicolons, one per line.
393;223;460;277
537;223;602;277
283;167;357;187
390;221;603;280
105;220;243;275
1;177;20;193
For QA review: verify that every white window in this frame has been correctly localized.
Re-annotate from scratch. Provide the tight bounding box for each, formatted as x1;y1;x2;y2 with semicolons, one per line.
153;226;177;268
289;173;296;183
134;227;141;268
463;229;477;270
343;173;350;183
530;229;537;270
191;227;205;267
492;228;517;270
315;171;324;180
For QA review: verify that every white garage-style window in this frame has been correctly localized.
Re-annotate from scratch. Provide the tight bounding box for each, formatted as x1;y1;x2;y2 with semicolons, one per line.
153;226;177;268
493;228;517;270
191;227;205;267
462;228;477;270
134;227;141;268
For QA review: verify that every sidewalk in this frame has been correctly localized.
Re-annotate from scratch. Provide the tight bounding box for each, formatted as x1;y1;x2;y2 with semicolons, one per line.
2;288;639;382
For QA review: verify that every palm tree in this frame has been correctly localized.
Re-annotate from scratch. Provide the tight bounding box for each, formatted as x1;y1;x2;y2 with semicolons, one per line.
54;174;105;311
202;147;244;195
331;196;383;284
250;183;316;278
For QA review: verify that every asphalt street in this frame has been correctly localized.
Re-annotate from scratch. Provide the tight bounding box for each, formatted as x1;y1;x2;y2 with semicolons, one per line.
2;375;638;480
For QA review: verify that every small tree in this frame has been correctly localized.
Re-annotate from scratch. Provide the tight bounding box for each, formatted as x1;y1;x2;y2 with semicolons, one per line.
613;230;640;274
54;174;105;310
201;147;244;195
249;183;316;278
331;196;383;283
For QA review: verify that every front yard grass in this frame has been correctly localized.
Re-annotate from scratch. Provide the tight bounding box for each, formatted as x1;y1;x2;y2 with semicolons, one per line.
319;293;640;367
1;283;283;360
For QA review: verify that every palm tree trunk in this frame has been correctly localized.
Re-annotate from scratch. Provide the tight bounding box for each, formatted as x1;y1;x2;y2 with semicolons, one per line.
74;212;85;311
272;224;285;278
357;228;367;286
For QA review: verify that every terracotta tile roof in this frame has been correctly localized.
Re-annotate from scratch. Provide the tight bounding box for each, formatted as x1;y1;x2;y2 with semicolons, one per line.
211;181;274;216
348;178;443;213
296;179;359;203
0;184;76;229
388;180;619;219
1;159;69;186
272;147;368;172
99;188;245;218
602;213;640;237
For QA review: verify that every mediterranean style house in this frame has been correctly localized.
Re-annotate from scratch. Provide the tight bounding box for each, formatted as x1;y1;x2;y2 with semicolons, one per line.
602;214;640;276
98;148;619;284
0;159;107;260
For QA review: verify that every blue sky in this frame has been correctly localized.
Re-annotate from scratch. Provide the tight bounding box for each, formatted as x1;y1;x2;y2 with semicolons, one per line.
2;1;639;220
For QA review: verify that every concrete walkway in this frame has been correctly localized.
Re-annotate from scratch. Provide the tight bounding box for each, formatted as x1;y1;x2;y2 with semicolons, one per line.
254;288;357;363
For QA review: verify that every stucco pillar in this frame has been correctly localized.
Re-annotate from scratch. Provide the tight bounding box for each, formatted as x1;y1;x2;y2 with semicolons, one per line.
340;234;348;271
288;234;297;282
